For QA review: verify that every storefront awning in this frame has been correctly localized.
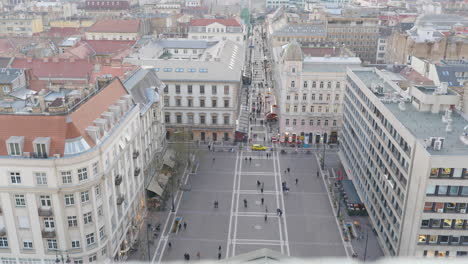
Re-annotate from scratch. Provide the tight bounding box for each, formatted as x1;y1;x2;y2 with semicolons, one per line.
147;177;164;196
163;149;176;168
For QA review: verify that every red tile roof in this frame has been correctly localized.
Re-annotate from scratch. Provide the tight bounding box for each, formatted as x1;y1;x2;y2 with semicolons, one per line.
87;19;140;33
400;67;434;85
189;18;241;27
83;40;135;55
41;27;83;38
11;57;94;79
0;78;130;156
90;64;136;84
0;39;14;55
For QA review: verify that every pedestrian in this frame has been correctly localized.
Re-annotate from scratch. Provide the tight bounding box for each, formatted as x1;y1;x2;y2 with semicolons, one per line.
287;167;290;173
276;208;280;216
317;171;319;177
279;209;283;217
264;214;268;222
168;242;172;249
178;223;182;231
249;157;252;163
295;178;298;185
261;197;264;205
187;253;190;261
197;252;201;259
284;169;287;174
218;252;222;260
208;145;211;151
257;180;261;187
213;157;215;163
218;245;222;251
183;222;187;230
260;187;264;194
244;199;248;208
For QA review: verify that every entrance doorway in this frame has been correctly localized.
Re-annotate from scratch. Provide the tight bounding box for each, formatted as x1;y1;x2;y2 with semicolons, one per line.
213;132;218;142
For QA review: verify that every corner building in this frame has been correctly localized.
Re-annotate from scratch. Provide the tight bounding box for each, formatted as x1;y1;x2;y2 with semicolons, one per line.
0;79;146;263
340;67;468;257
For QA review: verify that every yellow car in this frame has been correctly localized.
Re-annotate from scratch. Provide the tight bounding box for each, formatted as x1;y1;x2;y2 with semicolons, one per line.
252;144;267;151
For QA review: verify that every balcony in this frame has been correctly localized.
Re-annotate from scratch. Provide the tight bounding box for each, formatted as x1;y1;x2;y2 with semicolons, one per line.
115;174;122;186
41;229;56;238
38;207;53;217
116;195;124;205
133;151;139;159
134;168;141;177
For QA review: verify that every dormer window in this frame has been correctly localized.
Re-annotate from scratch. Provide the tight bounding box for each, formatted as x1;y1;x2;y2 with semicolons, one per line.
33;137;50;158
6;136;24;156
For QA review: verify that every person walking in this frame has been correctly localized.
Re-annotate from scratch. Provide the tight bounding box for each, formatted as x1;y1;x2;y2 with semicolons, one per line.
279;209;283;217
317;171;319;177
257;180;261;187
244;199;248;208
218;252;222;260
276;208;280;216
208;145;211;151
295;178;298;185
287;167;290;173
261;197;264;205
260;187;264;194
183;222;187;230
196;252;201;259
213;157;215;163
178;223;182;231
249;157;252;163
218;245;222;251
168;242;172;249
264;214;268;222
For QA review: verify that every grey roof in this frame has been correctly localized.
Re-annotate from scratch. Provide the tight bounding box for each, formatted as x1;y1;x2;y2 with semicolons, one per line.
435;64;468;87
416;14;468;29
272;23;326;36
282;41;302;61
353;69;468;156
156;39;219;49
0;68;23;84
0;57;12;68
123;69;163;113
125;40;245;83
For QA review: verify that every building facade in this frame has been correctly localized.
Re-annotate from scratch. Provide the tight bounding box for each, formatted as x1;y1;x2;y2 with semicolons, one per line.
0;12;44;36
0;79;149;263
125;39;244;143
340;67;468;257
85;19;141;41
188;19;244;45
275;42;361;144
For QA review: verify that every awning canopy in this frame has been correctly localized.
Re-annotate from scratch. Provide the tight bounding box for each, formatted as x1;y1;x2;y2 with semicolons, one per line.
147;177;164;196
163;149;176;168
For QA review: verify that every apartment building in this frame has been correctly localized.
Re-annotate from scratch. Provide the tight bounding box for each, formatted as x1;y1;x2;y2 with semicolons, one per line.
125;39;244;143
326;8;380;63
340;67;468;257
188;19;244;45
0;12;44;36
0;78;147;263
275;41;361;144
85;19;141;41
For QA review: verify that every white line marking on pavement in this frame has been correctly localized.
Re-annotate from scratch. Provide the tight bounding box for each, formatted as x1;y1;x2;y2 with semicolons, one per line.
275;151;291;256
232;150;244;257
272;148;284;255
226;151;240;259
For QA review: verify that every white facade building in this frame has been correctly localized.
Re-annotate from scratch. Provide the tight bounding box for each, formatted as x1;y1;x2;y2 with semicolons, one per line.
275;42;361;144
188;18;244;45
125;39;244;143
341;67;468;257
0;79;148;263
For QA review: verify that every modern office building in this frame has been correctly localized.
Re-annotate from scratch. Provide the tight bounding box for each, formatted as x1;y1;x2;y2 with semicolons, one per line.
340;67;468;257
125;39;244;143
275;41;360;144
0;78;149;263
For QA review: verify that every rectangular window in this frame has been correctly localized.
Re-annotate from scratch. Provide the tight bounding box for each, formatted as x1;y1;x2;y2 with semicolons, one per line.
10;172;21;184
40;195;51;207
35;143;47;157
199;85;205;94
293;119;297;125
335;94;340;101
188;99;193;107
224;85;229;95
200;115;206;124
95;184;101;197
8;142;21;156
224;116;229;125
97;206;103;217
165;113;170;123
86;233;95;246
71;240;80;249
77;168;88;181
163;85;168;93
92;162;99;175
47;239;57;250
15;194;26;207
212;100;217;107
35;172;47;185
309;120;313;126
200;99;205;107
176;99;181;106
285;119;289;125
175;85;180;94
83;212;92;225
212;116;217;125
99;226;105;239
89;255;97;263
65;194;75;206
0;237;8;248
176;115;182;124
23;241;33;249
68;216;78;227
164;97;169;106
81;191;90;203
188;85;193;94
224;100;229;108
212;85;217;95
